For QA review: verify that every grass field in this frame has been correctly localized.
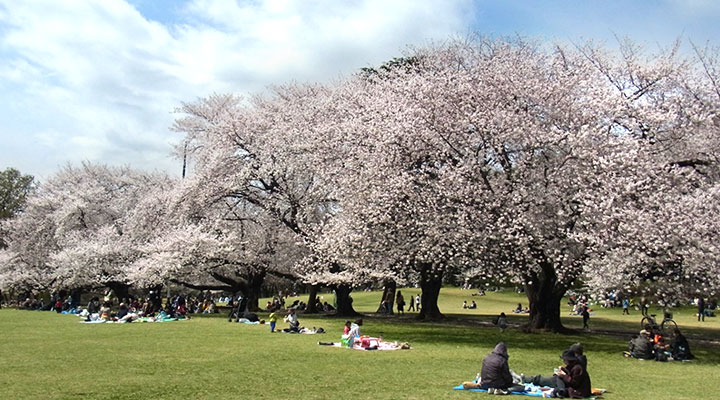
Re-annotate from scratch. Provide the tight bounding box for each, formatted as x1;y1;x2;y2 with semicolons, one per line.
1;288;718;399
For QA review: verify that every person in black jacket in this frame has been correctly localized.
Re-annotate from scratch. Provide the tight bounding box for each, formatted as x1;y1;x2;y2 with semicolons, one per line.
480;342;525;394
554;349;591;398
697;298;705;322
568;343;587;370
522;343;588;390
628;330;654;359
670;328;694;360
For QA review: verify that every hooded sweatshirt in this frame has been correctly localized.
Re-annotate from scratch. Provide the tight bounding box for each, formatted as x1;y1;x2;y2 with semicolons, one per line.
480;342;513;389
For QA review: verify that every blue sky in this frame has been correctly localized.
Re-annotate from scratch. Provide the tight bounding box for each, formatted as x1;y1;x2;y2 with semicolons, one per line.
1;0;719;180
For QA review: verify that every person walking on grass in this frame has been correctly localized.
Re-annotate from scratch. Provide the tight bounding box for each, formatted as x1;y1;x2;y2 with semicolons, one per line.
497;312;508;332
622;298;630;315
582;306;590;330
697;297;705;322
396;291;405;314
407;294;415;312
415;294;421;312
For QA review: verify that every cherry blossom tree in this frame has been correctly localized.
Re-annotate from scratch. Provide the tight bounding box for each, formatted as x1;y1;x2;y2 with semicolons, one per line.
169;91;342;312
578;39;720;305
307;37;720;328
0;163;170;298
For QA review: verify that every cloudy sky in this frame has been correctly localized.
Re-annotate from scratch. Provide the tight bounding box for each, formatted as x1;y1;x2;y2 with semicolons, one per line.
1;0;719;180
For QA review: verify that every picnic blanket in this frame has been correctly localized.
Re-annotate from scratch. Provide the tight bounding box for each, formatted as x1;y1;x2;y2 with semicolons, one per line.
453;382;604;398
80;316;189;323
318;341;411;351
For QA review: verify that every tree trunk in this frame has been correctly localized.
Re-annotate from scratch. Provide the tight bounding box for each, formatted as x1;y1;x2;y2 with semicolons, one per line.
305;284;320;314
418;264;444;320
106;282;130;304
334;284;358;317
376;280;396;314
524;260;567;332
245;271;266;312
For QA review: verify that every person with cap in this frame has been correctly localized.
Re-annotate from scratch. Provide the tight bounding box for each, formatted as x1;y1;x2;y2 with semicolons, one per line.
479;342;525;395
568;343;587;370
521;344;587;391
628;329;654;359
553;349;591;398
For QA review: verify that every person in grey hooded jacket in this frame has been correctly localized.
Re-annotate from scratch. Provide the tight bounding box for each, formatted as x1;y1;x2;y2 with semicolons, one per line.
480;342;525;394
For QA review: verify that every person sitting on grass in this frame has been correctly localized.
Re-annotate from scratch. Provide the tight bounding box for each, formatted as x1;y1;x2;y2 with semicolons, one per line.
627;330;654;360
87;297;100;314
284;308;300;332
670;328;693;360
348;318;363;342
479;342;525;395
522;343;587;390
468;300;477;309
116;303;129;320
551;349;591;398
99;301;112;321
513;303;523;313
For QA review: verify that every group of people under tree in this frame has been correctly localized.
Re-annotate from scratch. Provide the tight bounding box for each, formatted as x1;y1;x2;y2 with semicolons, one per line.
627;327;694;362
379;290;421;314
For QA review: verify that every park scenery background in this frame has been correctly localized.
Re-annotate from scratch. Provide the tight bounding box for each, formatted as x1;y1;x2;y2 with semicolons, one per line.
1;288;719;399
2;2;720;400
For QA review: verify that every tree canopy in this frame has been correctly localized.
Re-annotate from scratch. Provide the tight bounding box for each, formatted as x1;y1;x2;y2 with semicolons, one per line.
2;37;720;330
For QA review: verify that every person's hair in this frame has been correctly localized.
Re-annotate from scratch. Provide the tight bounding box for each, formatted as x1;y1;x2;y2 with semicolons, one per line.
355;318;363;325
500;312;506;317
345;320;351;326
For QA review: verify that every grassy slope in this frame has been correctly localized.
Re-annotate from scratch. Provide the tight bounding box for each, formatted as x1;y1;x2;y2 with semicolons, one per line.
1;288;718;400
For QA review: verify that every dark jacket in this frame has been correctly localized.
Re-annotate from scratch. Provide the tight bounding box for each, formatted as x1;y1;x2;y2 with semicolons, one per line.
671;333;694;360
480;342;513;389
559;361;591;398
629;335;654;359
568;343;587;370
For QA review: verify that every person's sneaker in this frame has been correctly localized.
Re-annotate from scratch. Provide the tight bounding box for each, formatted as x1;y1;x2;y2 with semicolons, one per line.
494;388;508;395
487;388;495;394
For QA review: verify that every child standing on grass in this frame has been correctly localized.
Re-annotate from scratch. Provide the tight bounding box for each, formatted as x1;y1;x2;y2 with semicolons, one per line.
268;312;278;332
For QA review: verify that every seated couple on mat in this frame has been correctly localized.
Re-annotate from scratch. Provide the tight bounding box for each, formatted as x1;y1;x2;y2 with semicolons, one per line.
468;342;591;398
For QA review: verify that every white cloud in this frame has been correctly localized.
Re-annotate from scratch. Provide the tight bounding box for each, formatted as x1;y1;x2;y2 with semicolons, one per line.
0;0;474;179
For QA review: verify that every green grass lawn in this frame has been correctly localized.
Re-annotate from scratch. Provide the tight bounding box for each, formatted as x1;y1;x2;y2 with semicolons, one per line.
1;288;718;399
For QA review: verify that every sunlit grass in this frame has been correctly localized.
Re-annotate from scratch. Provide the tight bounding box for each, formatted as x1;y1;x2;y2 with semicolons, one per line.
1;288;718;399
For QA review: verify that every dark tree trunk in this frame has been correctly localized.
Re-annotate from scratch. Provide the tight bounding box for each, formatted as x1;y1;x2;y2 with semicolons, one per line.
245;271;266;312
334;284;358;317
70;289;83;308
418;264;444;320
106;282;130;304
524;260;567;333
376;280;396;314
305;284;320;314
